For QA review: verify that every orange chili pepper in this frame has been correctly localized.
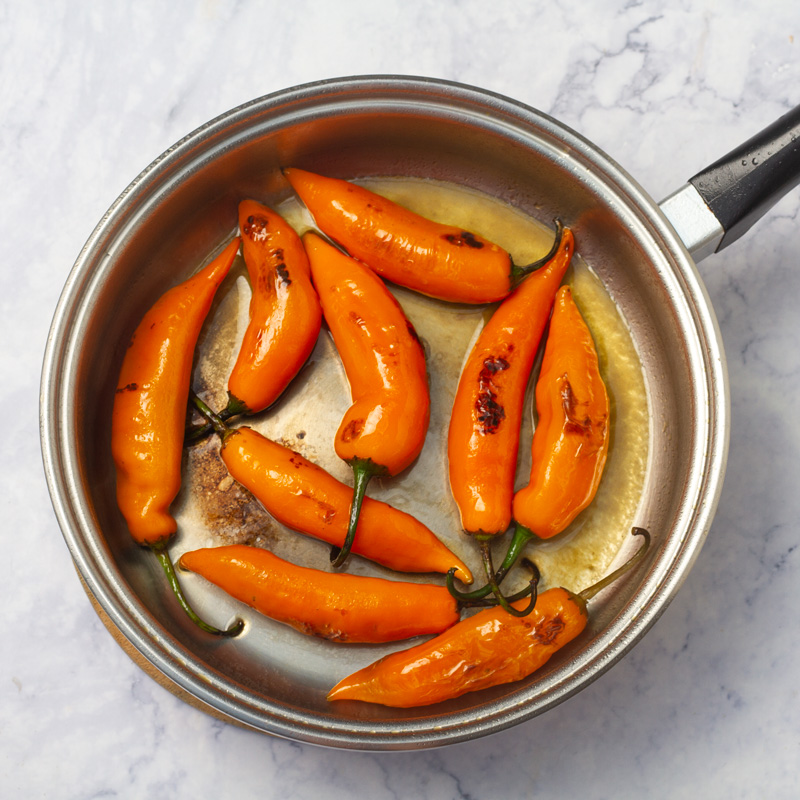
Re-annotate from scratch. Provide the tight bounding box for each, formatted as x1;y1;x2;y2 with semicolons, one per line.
303;232;431;567
513;284;610;537
229;200;322;415
445;223;572;614
190;396;471;583
179;544;460;643
448;222;573;537
185;201;322;443
284;167;559;304
111;237;243;636
451;284;610;607
467;284;611;586
328;529;649;707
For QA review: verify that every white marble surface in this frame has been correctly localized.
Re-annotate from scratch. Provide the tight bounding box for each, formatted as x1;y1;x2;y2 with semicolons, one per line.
4;0;800;796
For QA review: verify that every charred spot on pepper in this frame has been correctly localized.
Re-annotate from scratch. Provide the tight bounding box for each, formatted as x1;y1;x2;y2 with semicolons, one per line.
115;382;138;393
348;310;367;329
443;230;484;249
242;213;270;243
340;418;365;442
271;248;292;286
475;356;510;434
560;377;594;435
292;489;337;523
317;500;337;524
533;615;567;646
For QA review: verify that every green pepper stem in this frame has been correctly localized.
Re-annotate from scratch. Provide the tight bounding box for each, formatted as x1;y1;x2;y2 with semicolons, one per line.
459;560;540;609
190;392;235;442
330;459;381;568
152;544;243;637
477;538;537;617
185;392;248;445
224;392;250;418
445;523;535;602
510;219;564;284
578;528;651;602
492;523;535;584
446;566;490;601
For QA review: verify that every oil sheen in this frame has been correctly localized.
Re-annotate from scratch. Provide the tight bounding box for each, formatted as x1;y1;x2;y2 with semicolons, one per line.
184;176;649;601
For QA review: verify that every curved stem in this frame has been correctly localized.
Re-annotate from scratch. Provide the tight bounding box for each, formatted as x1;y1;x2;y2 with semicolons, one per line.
578;527;651;602
446;566;492;601
185;393;248;445
185;409;231;445
445;523;536;602
510;219;564;283
152;544;243;637
492;523;536;585
190;392;234;442
460;560;540;609
330;458;380;568
478;538;536;617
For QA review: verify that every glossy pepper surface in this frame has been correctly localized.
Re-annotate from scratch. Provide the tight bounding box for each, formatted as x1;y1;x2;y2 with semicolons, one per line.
226;200;322;416
328;529;650;707
328;587;585;706
512;285;609;538
448;223;573;536
215;425;472;582
180;544;460;643
303;232;431;566
112;237;241;545
285;168;544;304
303;232;430;474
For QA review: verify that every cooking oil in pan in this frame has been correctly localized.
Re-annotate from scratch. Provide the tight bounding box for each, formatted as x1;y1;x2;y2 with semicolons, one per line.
182;176;649;603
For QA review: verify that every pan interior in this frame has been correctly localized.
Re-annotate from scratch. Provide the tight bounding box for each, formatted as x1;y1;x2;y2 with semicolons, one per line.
41;79;725;749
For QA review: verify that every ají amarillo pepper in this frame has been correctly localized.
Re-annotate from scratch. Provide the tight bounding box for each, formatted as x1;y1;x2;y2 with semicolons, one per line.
179;544;461;643
191;395;471;582
185;200;322;443
514;284;610;534
302;232;431;567
446;222;573;613
478;284;611;587
283;167;565;304
447;222;571;536
327;529;650;707
111;237;243;636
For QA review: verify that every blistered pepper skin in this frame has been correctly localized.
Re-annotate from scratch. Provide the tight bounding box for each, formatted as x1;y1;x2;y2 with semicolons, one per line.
180;545;460;643
512;285;610;538
327;587;587;707
447;227;574;536
111;237;240;545
285;168;514;304
218;426;472;583
227;200;322;415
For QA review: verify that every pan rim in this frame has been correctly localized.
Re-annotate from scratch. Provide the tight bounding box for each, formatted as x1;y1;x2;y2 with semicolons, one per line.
40;74;729;750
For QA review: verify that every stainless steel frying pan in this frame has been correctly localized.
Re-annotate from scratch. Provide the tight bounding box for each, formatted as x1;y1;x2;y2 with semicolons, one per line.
39;76;800;749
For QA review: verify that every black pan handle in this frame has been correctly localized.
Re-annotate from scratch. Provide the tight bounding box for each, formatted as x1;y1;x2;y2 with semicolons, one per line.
689;104;800;251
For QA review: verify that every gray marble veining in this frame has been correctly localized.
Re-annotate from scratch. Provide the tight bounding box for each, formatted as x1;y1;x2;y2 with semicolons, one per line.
3;1;799;797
